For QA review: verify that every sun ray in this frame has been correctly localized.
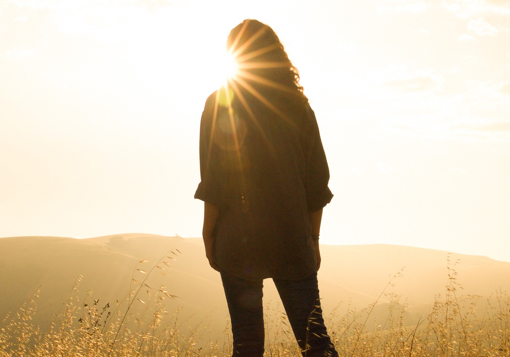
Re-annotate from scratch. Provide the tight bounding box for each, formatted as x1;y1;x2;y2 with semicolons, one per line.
237;61;288;69
227;20;250;59
231;26;268;60
232;75;292;125
227;78;274;153
235;43;279;63
205;90;221;178
235;69;296;93
223;80;248;197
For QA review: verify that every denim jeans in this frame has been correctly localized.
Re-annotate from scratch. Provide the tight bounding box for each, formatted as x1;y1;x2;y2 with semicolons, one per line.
220;271;338;357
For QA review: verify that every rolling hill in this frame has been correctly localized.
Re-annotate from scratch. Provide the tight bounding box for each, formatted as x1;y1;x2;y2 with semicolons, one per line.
1;233;509;341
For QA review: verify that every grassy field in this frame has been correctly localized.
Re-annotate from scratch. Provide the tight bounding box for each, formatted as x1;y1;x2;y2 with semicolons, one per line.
1;256;509;356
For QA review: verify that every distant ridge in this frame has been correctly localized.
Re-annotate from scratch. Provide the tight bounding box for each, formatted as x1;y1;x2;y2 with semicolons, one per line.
1;233;510;337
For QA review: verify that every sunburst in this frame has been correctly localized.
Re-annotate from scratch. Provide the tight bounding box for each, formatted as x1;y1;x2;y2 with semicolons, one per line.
222;51;239;81
210;21;300;183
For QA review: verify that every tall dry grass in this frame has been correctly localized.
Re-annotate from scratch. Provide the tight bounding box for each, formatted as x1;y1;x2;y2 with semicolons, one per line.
1;253;509;356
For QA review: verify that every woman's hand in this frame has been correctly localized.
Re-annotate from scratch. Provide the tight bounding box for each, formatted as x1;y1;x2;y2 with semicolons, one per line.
313;239;321;271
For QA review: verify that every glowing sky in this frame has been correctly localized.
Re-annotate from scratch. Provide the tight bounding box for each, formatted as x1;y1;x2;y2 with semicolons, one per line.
1;0;509;262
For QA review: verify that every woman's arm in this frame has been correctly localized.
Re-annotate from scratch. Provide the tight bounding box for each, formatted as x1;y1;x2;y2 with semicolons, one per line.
310;208;323;271
203;201;220;271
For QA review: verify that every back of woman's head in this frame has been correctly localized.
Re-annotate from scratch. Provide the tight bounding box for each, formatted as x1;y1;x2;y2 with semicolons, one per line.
227;19;307;106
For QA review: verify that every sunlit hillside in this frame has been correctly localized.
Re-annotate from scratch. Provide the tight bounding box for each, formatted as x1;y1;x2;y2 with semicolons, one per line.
2;234;510;328
1;234;510;355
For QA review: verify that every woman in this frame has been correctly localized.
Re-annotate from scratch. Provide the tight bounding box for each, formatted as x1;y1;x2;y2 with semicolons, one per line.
195;19;338;357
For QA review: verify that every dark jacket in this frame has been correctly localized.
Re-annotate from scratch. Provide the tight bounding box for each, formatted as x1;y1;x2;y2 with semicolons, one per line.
195;87;333;280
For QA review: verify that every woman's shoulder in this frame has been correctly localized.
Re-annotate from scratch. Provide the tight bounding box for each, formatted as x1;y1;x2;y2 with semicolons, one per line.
203;87;236;112
288;101;316;127
204;90;218;110
201;90;221;121
207;85;236;101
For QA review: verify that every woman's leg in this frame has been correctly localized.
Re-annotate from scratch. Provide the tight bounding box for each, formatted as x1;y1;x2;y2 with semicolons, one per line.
220;271;265;357
274;273;338;357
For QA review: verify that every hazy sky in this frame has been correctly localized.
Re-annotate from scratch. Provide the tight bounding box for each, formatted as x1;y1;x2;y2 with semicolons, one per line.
1;0;509;262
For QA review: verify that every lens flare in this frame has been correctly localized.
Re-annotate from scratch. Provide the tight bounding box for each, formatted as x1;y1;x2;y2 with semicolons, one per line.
222;52;239;80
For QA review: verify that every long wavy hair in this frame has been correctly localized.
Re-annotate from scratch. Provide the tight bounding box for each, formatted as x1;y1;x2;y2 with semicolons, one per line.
227;19;308;106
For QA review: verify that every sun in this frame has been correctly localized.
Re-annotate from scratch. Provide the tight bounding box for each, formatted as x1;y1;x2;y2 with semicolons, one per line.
221;51;239;81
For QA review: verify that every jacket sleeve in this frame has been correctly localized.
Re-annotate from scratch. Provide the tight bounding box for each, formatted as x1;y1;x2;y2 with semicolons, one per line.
302;105;333;212
194;93;225;208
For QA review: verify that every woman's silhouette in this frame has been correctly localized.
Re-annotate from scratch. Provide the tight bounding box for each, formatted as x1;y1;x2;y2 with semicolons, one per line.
195;19;338;357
